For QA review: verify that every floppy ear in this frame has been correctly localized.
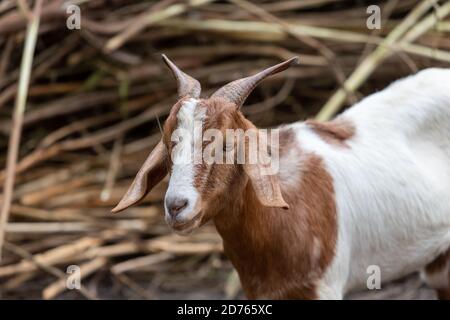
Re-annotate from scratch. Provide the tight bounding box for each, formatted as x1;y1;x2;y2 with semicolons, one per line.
112;140;168;213
243;162;289;209
241;123;289;209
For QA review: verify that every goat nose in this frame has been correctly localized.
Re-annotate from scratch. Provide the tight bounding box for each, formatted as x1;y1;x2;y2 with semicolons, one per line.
166;198;188;217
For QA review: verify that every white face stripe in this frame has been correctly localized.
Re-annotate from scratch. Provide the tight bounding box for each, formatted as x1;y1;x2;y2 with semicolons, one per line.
165;98;205;222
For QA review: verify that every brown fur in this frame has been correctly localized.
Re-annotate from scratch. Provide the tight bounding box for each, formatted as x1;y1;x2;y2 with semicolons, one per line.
213;127;338;299
305;118;355;147
425;249;450;300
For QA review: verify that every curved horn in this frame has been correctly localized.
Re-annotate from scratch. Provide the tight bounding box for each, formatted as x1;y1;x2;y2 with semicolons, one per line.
162;54;201;99
211;57;299;108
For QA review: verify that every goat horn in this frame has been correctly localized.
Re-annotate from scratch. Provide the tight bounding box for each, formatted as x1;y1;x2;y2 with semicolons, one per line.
162;54;201;99
211;57;299;108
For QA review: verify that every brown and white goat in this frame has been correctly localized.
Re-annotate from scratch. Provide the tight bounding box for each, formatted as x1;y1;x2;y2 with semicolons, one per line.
113;56;450;299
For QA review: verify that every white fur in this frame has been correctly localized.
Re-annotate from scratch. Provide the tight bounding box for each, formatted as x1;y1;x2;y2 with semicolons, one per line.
284;68;450;298
165;98;205;222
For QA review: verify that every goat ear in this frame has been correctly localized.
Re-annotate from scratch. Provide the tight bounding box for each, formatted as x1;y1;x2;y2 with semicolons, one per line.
243;162;289;209
241;126;289;209
112;140;168;213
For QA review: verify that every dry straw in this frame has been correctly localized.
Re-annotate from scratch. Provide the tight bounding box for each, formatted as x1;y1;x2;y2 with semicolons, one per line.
0;0;448;299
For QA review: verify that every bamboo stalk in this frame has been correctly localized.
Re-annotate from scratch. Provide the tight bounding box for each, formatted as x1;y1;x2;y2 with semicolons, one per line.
111;252;173;274
5;219;149;234
156;18;378;44
0;237;101;277
3;241;96;299
316;0;450;121
155;18;450;64
42;257;107;300
105;0;217;52
0;0;43;263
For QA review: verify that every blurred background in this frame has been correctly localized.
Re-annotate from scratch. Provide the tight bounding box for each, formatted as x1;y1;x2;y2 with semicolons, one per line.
0;0;449;299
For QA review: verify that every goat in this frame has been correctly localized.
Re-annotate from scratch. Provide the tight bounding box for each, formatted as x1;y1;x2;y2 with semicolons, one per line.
112;55;450;300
